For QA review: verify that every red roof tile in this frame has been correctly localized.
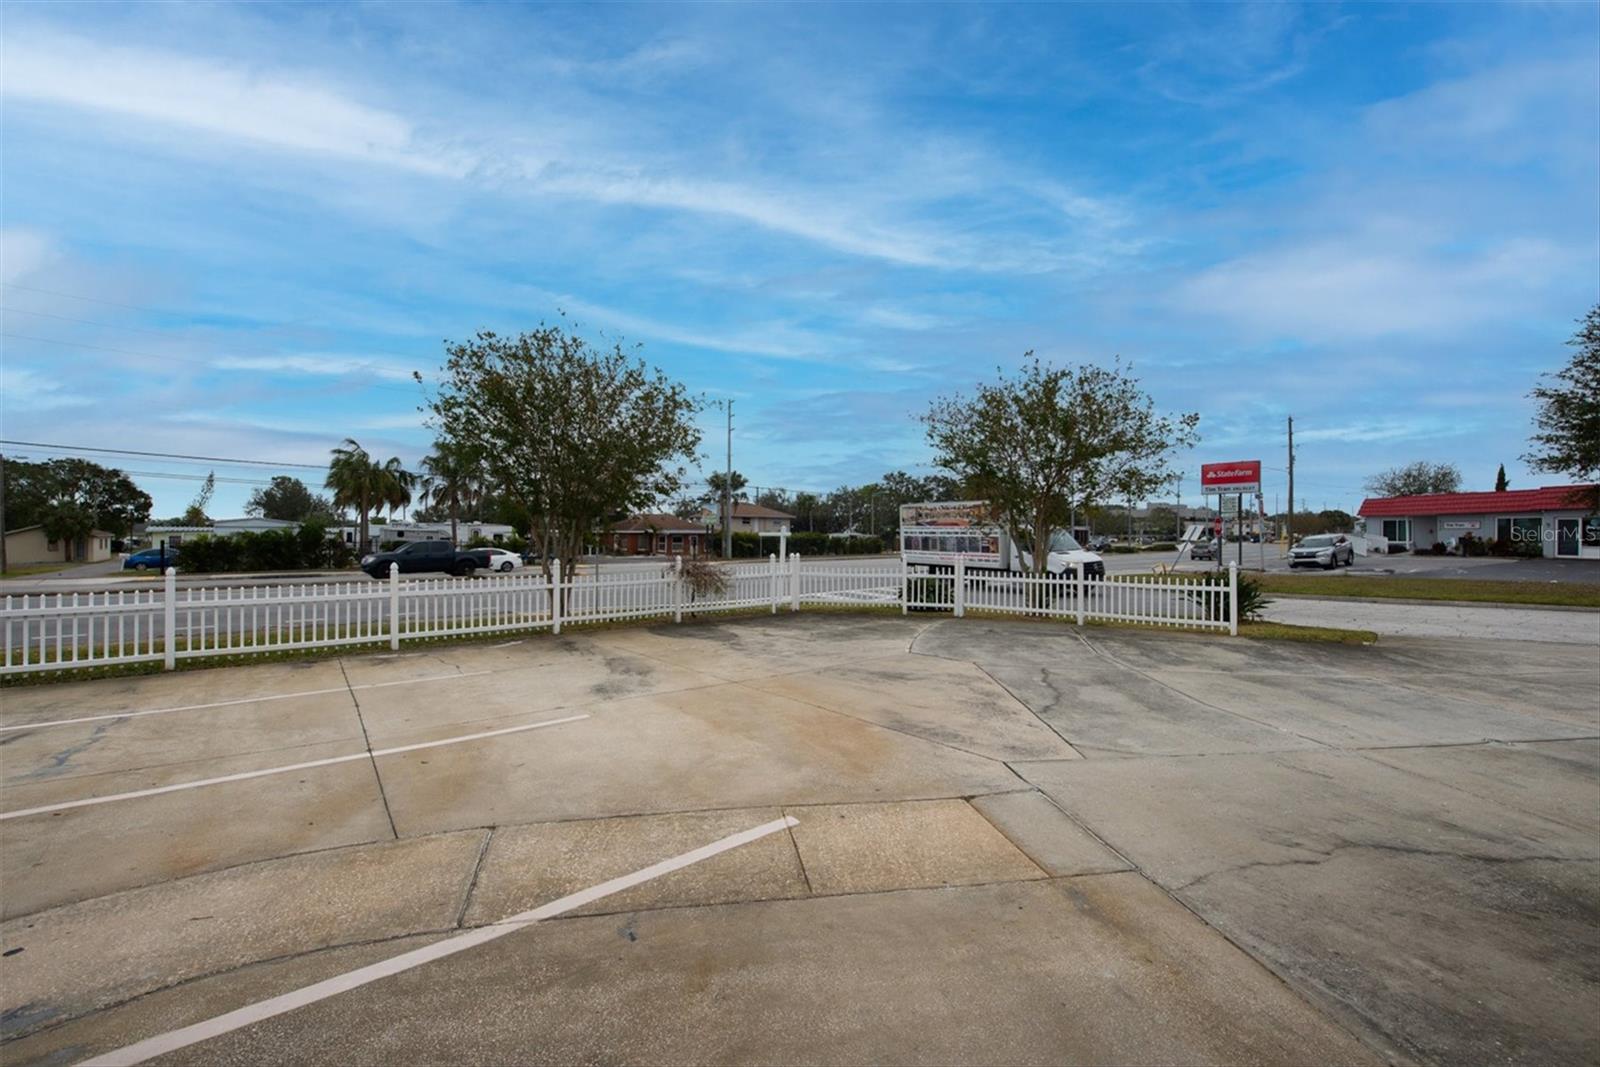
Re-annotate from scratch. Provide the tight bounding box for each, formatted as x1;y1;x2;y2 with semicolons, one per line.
1358;485;1597;517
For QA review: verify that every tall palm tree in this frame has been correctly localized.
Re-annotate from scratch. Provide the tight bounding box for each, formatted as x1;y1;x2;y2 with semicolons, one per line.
377;456;414;524
419;440;483;547
326;439;377;552
325;439;413;552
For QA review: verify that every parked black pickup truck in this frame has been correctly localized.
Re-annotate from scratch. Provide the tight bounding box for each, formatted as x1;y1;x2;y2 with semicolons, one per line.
360;540;491;579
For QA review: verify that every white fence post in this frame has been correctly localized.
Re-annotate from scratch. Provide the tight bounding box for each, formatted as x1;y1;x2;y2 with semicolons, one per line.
673;555;683;624
790;553;801;612
954;557;966;618
1076;565;1086;627
551;559;563;635
388;563;401;650
900;556;908;615
770;553;779;614
163;567;177;669
1228;560;1239;636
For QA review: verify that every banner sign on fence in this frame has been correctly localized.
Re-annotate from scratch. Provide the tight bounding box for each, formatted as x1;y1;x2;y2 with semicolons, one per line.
1201;460;1261;496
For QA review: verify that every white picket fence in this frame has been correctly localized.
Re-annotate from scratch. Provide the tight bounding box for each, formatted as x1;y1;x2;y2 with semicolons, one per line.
1;557;1238;676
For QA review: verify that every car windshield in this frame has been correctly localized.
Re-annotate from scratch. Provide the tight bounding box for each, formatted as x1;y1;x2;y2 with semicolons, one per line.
1301;535;1336;548
1048;531;1084;553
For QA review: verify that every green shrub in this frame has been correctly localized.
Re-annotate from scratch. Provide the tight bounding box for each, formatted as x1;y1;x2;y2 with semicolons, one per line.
1145;542;1177;552
175;523;353;573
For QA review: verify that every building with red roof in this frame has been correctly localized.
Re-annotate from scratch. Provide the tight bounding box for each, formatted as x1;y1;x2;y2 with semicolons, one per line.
1357;485;1598;559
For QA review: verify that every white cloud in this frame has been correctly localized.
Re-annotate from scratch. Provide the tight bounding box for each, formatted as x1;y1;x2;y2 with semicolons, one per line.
212;354;427;382
1174;233;1583;341
1;27;1131;274
858;305;950;331
1;365;95;410
0;228;58;284
549;292;844;362
2;28;469;176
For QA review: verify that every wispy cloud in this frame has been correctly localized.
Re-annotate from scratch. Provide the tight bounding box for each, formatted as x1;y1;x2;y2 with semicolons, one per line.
212;354;427;382
3;28;469;177
0;364;94;410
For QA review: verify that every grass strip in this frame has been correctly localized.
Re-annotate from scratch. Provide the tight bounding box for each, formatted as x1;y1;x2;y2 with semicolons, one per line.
1254;573;1600;608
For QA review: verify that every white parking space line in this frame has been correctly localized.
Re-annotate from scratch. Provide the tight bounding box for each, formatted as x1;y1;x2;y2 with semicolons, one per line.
0;714;589;821
80;815;800;1067
0;671;495;732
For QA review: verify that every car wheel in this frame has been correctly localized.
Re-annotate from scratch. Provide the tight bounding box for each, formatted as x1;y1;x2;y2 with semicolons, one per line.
499;561;513;572
1323;555;1336;570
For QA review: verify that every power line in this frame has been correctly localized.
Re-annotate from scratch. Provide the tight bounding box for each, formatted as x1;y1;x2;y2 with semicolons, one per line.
1;282;198;316
0;440;326;470
0;305;177;336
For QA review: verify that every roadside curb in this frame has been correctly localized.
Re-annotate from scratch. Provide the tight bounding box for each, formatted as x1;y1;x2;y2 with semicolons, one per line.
1265;592;1600;614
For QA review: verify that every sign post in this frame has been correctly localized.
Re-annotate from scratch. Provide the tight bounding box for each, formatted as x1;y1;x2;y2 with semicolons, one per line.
1201;461;1261;573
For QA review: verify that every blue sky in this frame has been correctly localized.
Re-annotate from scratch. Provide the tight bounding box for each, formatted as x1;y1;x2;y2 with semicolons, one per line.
2;2;1596;519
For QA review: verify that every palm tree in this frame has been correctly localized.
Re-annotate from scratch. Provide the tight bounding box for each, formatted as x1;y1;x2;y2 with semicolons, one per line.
377;456;414;524
326;439;380;552
419;440;483;547
325;439;412;552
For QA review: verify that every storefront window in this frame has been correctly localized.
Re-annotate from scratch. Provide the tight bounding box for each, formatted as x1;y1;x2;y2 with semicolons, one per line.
1496;516;1542;544
1381;519;1410;543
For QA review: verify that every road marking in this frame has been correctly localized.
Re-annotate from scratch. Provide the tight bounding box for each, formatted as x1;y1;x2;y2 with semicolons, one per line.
0;671;495;732
79;815;798;1066
0;714;588;821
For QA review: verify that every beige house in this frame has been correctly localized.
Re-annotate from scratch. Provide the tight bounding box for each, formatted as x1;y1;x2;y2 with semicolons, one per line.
4;525;116;566
699;502;795;535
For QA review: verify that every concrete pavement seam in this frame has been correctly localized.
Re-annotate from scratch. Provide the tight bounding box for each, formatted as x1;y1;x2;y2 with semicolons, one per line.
966;660;1087;761
454;828;495;929
337;658;399;841
778;806;815;895
1068;630;1339;752
1008;766;1401;1065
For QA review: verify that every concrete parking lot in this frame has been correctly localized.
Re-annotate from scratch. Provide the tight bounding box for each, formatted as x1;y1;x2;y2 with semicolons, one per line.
2;615;1596;1064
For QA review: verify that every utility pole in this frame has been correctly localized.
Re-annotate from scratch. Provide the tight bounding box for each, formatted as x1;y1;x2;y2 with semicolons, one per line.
0;451;7;575
723;400;734;560
1286;416;1295;551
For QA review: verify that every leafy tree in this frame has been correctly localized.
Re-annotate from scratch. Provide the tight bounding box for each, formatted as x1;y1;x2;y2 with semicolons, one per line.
1525;305;1600;510
40;502;95;561
422;323;701;581
792;491;820;531
1147;505;1179;538
326;439;411;551
1494;464;1509;492
924;354;1199;574
1315;508;1355;532
3;458;153;537
1363;461;1461;499
245;476;338;522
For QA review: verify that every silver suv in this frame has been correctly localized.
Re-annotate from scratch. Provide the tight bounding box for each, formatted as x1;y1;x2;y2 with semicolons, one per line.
1290;534;1354;569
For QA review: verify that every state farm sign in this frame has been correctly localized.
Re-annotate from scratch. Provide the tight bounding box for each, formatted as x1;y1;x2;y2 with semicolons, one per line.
1201;460;1261;496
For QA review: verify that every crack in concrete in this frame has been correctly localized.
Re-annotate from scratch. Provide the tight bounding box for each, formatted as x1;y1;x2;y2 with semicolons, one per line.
338;658;399;841
1170;841;1600;895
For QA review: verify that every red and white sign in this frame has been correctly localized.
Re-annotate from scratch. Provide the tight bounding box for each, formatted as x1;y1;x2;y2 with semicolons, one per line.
1201;460;1261;496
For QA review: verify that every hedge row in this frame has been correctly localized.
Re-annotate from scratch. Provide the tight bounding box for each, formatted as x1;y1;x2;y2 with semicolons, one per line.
723;530;885;558
175;524;357;573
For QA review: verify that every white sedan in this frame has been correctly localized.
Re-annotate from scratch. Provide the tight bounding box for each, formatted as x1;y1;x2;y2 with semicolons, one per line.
482;548;522;572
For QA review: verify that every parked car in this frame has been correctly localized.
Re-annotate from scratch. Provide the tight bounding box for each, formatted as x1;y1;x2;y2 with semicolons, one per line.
123;547;179;571
482;548;521;572
1290;534;1354;569
1189;538;1220;561
360;540;491;579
